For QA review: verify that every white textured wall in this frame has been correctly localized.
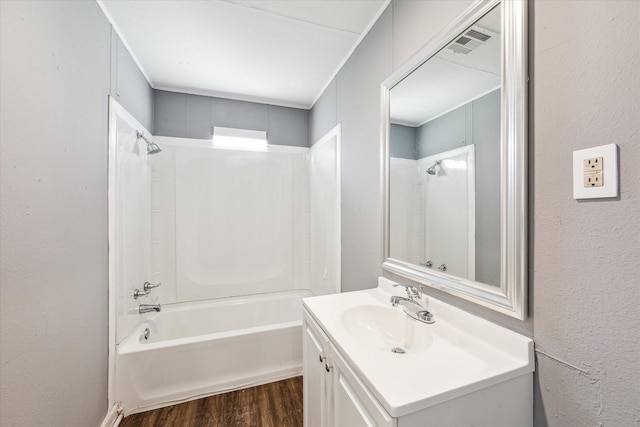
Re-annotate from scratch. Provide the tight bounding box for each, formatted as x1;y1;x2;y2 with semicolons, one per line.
0;1;111;426
531;1;640;425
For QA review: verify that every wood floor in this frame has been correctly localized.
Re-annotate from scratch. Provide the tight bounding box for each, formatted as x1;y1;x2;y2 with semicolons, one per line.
119;377;303;427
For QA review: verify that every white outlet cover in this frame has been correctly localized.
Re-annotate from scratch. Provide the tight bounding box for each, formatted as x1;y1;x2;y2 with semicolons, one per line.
573;144;619;199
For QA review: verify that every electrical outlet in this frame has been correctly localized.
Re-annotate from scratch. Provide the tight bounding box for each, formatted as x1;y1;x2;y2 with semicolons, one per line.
583;157;603;172
584;172;603;187
573;144;618;199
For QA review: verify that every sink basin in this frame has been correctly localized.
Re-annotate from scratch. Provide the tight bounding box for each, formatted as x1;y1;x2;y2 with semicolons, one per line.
340;305;433;353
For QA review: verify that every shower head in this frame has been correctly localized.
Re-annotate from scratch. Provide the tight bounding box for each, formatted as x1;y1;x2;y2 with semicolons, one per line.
137;131;162;155
146;142;162;155
426;160;441;175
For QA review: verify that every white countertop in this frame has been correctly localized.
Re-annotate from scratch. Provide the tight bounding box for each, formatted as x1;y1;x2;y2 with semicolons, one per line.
303;277;534;417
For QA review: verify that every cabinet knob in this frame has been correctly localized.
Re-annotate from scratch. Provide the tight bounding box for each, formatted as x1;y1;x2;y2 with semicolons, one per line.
319;353;327;363
325;363;333;372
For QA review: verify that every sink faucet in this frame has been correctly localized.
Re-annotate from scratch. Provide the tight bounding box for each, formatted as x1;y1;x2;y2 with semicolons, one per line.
390;284;435;324
139;304;161;314
393;283;422;302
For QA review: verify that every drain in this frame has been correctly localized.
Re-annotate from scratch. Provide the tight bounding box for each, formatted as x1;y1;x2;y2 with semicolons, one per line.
391;347;406;354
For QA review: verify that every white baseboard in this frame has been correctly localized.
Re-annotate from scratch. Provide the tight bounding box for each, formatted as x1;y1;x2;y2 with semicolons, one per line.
99;403;123;427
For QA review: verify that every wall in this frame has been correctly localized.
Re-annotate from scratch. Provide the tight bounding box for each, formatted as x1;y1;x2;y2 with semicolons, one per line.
0;2;110;426
415;105;469;158
0;1;155;425
531;1;640;425
311;0;640;425
111;32;155;133
154;90;309;147
310;6;393;291
389;124;416;159
471;90;501;287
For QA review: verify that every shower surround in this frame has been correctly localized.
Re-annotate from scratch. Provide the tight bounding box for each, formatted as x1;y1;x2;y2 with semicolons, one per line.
108;99;340;415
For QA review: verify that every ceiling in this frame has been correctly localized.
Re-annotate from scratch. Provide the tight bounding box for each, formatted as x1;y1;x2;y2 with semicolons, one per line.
390;5;501;127
98;0;389;109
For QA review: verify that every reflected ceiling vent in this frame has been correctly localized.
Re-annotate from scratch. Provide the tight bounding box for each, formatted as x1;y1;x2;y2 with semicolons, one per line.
446;26;494;55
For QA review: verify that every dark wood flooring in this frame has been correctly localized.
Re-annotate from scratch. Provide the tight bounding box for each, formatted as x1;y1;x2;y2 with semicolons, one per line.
119;377;303;427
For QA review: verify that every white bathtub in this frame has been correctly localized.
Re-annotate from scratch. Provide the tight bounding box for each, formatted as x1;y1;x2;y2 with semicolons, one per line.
115;290;308;415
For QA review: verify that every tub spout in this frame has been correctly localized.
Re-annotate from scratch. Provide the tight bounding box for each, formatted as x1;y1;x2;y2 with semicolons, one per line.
139;304;161;314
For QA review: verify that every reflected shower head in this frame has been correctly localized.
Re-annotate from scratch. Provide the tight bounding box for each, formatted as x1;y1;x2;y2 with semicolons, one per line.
137;131;162;155
426;160;441;175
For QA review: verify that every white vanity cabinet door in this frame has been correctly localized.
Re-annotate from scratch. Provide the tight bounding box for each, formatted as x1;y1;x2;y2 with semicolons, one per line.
329;342;396;427
304;308;395;427
303;311;331;427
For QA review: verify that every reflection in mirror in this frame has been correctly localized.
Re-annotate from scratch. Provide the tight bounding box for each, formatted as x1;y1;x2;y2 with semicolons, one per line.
382;0;527;319
389;5;501;286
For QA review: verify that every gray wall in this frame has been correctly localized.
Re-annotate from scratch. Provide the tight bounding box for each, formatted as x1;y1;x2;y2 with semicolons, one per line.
531;1;640;425
310;78;338;144
111;32;155;132
311;0;640;425
472;90;501;287
389;124;416;159
416;104;469;158
0;1;154;425
338;6;393;290
155;90;309;147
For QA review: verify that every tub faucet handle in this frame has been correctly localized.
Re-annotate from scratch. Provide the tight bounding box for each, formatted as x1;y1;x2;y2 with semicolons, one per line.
133;289;148;299
143;281;161;292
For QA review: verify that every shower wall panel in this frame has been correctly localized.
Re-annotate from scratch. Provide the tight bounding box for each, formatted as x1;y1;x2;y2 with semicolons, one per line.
389;157;422;265
176;148;293;300
152;138;310;303
309;128;341;294
110;101;153;345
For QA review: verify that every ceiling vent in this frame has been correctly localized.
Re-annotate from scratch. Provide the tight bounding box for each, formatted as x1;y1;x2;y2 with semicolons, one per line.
445;26;494;55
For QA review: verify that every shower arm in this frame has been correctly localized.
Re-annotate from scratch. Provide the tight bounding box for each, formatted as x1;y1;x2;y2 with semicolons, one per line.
136;130;153;145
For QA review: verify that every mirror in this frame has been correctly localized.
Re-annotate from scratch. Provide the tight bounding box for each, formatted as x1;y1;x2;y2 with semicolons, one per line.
381;0;527;319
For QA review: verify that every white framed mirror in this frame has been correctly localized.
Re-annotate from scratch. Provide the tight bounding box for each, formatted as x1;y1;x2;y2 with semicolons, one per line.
381;0;527;319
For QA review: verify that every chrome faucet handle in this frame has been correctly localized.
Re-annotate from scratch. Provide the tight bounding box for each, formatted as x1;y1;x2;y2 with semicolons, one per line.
133;289;148;299
143;281;161;292
393;283;421;301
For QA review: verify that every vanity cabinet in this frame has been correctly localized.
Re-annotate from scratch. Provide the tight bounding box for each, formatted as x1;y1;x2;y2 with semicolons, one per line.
329;341;395;427
304;310;395;427
303;286;534;427
303;310;331;427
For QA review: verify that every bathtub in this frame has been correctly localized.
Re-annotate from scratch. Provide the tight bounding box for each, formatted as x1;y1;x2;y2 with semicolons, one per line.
115;290;309;415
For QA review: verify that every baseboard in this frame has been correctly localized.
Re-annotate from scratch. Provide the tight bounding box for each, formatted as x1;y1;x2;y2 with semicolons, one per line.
99;403;123;427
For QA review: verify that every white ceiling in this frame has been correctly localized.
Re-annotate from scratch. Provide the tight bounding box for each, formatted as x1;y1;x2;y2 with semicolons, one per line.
390;5;502;127
98;0;389;109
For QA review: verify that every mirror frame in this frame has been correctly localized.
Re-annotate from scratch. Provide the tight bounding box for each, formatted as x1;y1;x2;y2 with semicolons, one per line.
381;0;527;319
